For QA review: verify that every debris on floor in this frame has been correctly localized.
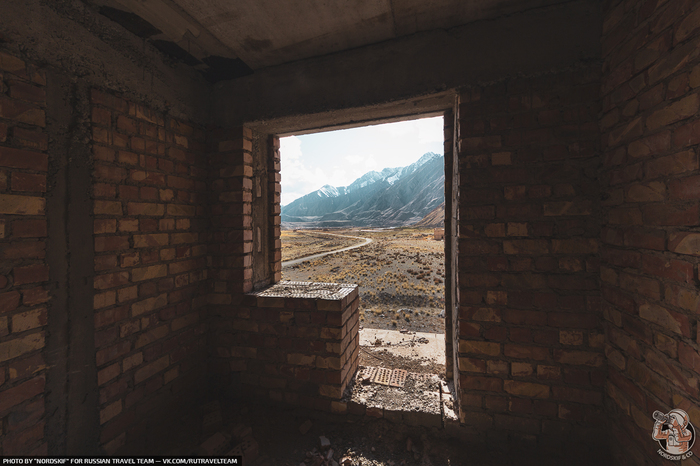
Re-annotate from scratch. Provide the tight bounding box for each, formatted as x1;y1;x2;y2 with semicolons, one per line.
300;436;339;466
299;419;314;435
198;402;259;465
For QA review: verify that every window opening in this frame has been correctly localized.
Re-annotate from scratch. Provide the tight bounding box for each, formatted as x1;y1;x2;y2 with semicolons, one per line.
279;116;451;420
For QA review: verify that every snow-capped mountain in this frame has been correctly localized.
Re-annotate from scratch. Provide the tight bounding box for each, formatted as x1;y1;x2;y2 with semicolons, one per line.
281;152;444;228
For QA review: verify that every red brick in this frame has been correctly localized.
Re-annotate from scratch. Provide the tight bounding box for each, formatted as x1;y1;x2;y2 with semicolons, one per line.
641;254;693;283
502;309;547;326
673;119;700;148
93;183;116;198
94;255;117;271
130;170;166;186
623;228;665;250
642;203;698;226
0;376;44;414
679;342;700;375
117;115;138;133
0;97;45;127
0;291;20;314
483;395;507;411
94;219;116;235
10;173;45;192
628;131;671;158
127;202;164;216
93;145;115;162
461;375;502;392
94;165;127;183
13;264;49;285
504;380;550;398
95;341;131;366
619;272;661;300
1;241;46;260
602;248;640;268
639;302;691;337
6;398;45;433
0;147;48;171
118;219;138;232
118;185;139;200
673;2;700;43
12;127;48;151
140;187;158;200
553;349;605;367
95;236;130;252
3;421;45;454
91;107;111;126
95;305;129;328
668;174;700;200
91;89;128;113
504;344;550;360
548;312;596;328
13;220;47;238
645;94;700;131
94;272;130;290
483;326;507;341
22;287;49;306
117;151;139;166
645;151;698;179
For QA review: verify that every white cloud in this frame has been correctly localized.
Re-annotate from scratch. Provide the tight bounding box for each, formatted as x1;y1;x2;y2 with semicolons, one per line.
345;154;366;165
417;117;444;144
279;116;444;205
280;136;302;160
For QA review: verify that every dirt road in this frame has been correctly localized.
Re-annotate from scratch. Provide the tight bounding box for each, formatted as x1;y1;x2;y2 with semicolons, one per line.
281;232;372;268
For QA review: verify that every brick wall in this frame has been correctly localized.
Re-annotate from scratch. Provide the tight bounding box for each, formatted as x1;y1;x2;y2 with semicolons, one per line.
0;51;50;455
233;282;359;412
444;107;457;384
601;0;700;463
456;66;605;446
90;90;209;453
208;127;255;382
268;137;282;285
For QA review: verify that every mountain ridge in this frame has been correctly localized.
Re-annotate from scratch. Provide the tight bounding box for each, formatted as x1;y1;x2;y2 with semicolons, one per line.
282;152;444;228
414;202;445;227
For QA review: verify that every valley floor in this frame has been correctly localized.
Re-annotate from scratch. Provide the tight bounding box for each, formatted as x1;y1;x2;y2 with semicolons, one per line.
281;228;445;334
281;230;366;262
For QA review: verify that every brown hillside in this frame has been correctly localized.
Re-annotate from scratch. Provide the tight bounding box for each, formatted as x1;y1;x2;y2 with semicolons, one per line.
413;202;445;227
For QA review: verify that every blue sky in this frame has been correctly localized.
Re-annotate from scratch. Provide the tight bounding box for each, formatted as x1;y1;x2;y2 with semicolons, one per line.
280;116;444;205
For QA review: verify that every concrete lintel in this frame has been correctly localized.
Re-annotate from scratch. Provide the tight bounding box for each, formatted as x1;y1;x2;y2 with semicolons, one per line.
212;0;601;130
258;92;454;137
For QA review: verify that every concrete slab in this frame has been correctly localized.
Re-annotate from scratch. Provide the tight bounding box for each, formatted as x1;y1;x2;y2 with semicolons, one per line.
359;328;445;366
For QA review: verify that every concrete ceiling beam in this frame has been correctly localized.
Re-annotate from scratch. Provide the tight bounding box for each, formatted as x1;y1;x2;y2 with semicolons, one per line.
114;0;238;60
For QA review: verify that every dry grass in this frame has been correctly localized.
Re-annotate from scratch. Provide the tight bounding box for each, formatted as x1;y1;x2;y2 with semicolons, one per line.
282;227;445;332
281;230;363;261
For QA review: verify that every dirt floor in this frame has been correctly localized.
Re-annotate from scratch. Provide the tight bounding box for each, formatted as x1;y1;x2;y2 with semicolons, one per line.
358;330;445;375
155;395;607;466
281;228;445;334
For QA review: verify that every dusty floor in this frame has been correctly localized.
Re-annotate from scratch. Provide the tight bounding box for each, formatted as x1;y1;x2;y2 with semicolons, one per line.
359;328;446;375
282;228;445;333
152;395;609;466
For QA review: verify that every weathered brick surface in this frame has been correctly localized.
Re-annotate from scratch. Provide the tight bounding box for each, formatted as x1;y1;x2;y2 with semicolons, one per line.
212;287;359;410
0;51;49;454
90;90;208;449
207;127;256;300
601;0;700;464
456;66;604;441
